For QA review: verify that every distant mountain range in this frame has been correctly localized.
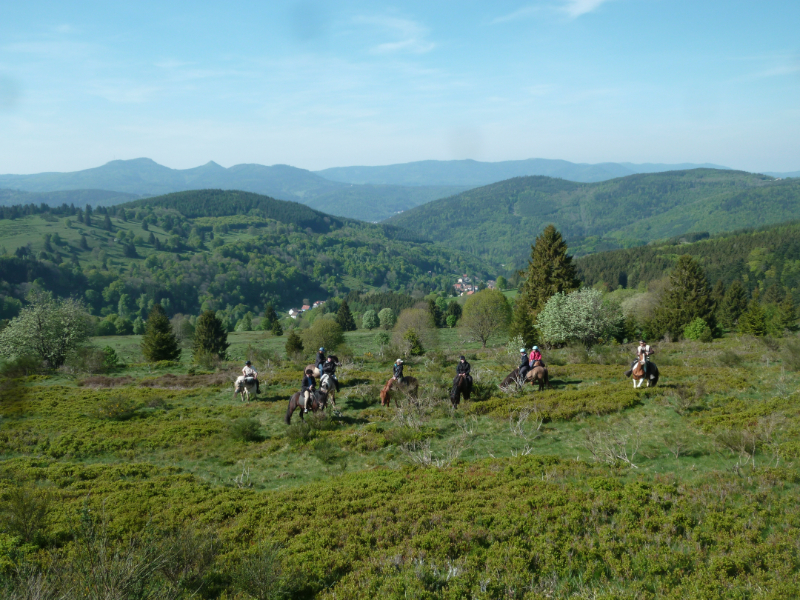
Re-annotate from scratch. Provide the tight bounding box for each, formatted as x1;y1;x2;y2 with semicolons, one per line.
385;169;800;267
0;158;467;222
315;158;733;186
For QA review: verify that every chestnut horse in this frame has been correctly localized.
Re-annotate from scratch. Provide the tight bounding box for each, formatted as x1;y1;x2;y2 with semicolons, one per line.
629;360;659;388
379;377;419;407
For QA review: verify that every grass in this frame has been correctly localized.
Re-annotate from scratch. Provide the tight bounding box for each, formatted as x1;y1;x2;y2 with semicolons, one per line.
2;331;800;597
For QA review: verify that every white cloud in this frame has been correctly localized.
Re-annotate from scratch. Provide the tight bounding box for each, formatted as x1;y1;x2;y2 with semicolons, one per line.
491;6;542;24
562;0;611;17
354;15;435;54
492;0;611;23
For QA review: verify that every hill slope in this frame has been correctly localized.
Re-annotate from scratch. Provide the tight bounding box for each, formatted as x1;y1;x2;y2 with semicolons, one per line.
0;189;489;321
385;169;797;266
0;158;467;222
0;188;139;207
315;158;730;186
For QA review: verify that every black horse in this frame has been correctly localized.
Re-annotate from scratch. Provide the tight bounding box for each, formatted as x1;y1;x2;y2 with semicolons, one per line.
285;386;330;424
449;373;472;407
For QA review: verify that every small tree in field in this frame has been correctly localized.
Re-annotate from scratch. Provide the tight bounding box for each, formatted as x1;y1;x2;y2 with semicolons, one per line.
260;304;279;331
336;301;357;332
0;290;91;368
537;288;623;348
285;330;304;356
362;310;379;330
304;319;345;353
378;308;396;330
460;289;512;347
141;304;181;362
271;319;283;336
193;310;230;361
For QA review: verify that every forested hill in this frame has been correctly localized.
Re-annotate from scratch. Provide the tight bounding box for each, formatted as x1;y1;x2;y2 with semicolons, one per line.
0;189;488;323
576;220;800;296
385;169;796;266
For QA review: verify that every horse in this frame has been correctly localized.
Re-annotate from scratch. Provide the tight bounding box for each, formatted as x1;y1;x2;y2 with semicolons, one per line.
285;383;330;424
501;361;550;391
380;377;419;407
233;376;258;402
319;373;338;409
305;355;339;379
449;373;472;407
629;360;659;388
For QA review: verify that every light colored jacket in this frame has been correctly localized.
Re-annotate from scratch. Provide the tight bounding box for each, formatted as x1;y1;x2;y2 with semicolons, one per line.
242;366;258;378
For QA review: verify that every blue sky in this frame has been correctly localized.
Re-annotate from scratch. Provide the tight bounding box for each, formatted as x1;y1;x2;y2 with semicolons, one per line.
1;0;799;173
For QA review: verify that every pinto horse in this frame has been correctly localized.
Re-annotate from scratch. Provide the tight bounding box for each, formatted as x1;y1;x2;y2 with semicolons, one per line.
379;377;419;407
629;360;659;388
233;376;258;402
284;384;330;424
449;373;472;407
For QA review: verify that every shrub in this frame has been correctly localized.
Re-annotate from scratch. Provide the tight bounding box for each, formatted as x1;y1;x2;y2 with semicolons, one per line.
717;350;743;368
95;397;139;420
303;319;345;354
229;418;263;442
233;542;295;600
684;317;712;341
0;484;53;544
537;288;623;348
311;439;347;467
0;355;42;378
284;330;304;357
96;320;118;336
362;310;378;330
784;340;800;371
402;328;425;356
378;307;396;330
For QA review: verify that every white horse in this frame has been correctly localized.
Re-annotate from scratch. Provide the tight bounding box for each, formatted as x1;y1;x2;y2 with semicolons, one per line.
233;376;258;402
319;373;338;409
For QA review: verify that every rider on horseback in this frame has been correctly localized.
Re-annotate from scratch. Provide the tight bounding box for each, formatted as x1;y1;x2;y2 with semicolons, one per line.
627;340;654;378
529;346;544;368
316;347;326;375
454;355;473;394
321;356;340;392
518;348;531;381
301;368;316;413
393;359;404;384
242;360;260;394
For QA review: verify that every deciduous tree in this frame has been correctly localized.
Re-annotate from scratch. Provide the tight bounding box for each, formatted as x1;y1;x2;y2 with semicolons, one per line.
537;288;623;348
460;289;512;347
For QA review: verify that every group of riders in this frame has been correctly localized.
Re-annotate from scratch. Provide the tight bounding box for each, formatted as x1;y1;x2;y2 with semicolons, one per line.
241;339;657;410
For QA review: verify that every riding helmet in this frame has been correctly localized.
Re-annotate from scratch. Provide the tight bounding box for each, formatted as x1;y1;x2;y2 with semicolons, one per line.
460;355;466;361
532;346;539;351
520;348;526;353
319;347;325;351
245;360;251;365
396;358;403;364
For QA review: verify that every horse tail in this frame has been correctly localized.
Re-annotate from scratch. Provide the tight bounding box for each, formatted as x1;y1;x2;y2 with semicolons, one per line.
285;396;295;425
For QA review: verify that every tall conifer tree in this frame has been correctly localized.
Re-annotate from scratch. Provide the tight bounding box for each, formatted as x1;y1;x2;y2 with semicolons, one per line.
718;280;748;329
141;303;181;362
193;310;230;360
651;255;716;339
336;300;357;331
738;289;767;336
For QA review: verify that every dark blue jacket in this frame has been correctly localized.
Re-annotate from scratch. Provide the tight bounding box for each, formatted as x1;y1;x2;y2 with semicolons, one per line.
393;363;404;379
301;374;316;391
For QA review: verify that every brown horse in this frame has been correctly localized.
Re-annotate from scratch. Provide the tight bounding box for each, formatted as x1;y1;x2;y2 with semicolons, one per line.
449;373;472;407
380;377;419;407
501;362;550;391
285;385;330;424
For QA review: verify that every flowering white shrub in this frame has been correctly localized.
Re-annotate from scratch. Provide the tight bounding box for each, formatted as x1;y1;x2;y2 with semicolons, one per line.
537;288;623;347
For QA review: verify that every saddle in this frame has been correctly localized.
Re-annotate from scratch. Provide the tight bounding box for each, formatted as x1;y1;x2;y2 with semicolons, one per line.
244;376;256;384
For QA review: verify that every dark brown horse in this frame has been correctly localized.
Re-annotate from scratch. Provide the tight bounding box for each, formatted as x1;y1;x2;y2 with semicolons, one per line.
449;373;472;407
380;377;419;407
285;385;330;424
501;361;550;391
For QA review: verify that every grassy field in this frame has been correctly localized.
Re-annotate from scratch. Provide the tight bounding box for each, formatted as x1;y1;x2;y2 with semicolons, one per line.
2;332;800;598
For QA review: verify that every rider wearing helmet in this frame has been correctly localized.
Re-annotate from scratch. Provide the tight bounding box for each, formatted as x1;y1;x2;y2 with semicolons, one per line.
393;358;404;384
321;355;340;392
529;346;544;368
301;368;316;413
633;340;654;378
454;355;472;394
315;347;326;375
242;360;260;394
518;348;531;381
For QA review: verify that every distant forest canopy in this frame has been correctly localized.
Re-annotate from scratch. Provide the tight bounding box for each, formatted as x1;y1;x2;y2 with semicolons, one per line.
385;169;797;268
0;188;139;209
576;220;800;298
0;190;490;323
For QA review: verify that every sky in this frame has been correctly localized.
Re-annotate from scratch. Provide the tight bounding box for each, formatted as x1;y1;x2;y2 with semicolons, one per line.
1;0;799;174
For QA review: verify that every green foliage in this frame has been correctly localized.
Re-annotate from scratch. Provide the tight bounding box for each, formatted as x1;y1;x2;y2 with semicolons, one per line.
270;319;283;336
261;304;279;331
378;307;396;330
738;292;768;336
336;300;357;332
516;225;580;334
719;279;748;329
445;314;458;328
393;308;436;352
651;255;717;339
304;319;345;353
537;288;623;347
402;328;424;356
284;329;304;356
683;317;712;341
0;484;53;544
427;298;443;328
0;290;91;368
496;275;508;289
235;313;253;332
233;542;295;600
229;418;263;442
361;309;378;330
102;346;120;369
460;289;512;347
141;303;181;362
192;310;229;360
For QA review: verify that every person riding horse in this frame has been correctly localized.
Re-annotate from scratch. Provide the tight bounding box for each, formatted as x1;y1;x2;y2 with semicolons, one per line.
301;368;316;413
518;348;531;381
393;358;405;384
627;340;654;378
454;355;472;393
242;360;260;394
316;347;326;375
529;346;544;368
321;356;340;392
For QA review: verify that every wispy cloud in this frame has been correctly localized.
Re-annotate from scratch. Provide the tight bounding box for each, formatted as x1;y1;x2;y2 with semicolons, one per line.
493;0;611;23
354;15;435;54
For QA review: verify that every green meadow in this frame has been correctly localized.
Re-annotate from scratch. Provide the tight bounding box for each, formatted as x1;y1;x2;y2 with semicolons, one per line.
3;329;800;598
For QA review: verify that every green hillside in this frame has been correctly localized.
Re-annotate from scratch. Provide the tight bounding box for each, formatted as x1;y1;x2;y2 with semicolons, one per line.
576;220;800;296
385;169;796;266
0;190;490;322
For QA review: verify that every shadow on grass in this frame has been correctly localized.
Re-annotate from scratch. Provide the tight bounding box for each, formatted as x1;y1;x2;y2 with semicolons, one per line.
343;397;380;410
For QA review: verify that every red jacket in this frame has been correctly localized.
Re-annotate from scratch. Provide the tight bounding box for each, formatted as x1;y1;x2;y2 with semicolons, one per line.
530;350;542;363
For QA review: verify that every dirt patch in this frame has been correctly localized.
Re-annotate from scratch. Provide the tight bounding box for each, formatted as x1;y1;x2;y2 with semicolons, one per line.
138;372;230;389
78;375;135;388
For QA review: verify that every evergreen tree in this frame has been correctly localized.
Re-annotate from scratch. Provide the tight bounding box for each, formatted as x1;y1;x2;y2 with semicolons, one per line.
84;205;93;226
285;329;304;356
261;304;279;330
141;303;181;362
711;280;726;310
514;225;580;335
738;290;767;336
103;214;113;232
271;319;283;336
192;310;230;360
427;299;443;328
777;293;797;331
763;283;786;305
336;300;357;331
142;220;149;231
509;300;537;348
718;280;748;329
147;232;156;245
79;234;89;251
119;208;127;222
651;255;716;339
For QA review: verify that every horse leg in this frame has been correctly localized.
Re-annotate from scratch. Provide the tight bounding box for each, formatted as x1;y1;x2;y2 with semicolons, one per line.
285;400;294;425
